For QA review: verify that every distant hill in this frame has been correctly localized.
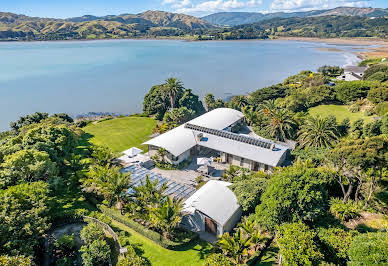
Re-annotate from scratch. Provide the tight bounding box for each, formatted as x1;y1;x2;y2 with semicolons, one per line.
0;10;213;41
66;10;213;30
202;7;388;26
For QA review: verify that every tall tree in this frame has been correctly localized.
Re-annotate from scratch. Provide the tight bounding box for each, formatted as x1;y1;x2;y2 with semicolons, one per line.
163;77;184;109
298;116;338;148
0;181;51;257
328;136;387;203
263;108;295;142
255;160;328;230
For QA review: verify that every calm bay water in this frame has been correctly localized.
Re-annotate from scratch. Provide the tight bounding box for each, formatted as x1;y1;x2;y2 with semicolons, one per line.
0;39;368;130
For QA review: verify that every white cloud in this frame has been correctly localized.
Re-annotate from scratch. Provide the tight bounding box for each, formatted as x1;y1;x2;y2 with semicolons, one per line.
163;0;263;14
270;0;372;12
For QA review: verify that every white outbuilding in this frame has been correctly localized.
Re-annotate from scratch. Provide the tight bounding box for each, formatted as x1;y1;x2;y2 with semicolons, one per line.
181;180;242;237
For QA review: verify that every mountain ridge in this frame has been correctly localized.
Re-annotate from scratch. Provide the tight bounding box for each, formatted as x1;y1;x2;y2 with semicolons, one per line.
202;7;388;26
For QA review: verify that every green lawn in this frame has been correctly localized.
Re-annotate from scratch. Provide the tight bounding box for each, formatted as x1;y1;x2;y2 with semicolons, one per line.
112;220;212;266
309;104;374;124
83;117;157;153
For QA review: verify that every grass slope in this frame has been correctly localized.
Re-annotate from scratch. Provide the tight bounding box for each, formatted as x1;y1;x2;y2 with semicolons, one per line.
83;117;156;153
309;104;374;124
112;220;212;266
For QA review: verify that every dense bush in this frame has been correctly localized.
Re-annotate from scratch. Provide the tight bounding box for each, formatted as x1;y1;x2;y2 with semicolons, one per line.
367;86;388;104
375;101;388;116
80;239;111;266
317;227;357;265
204;253;233;266
335;81;375;103
0;255;32;265
248;84;287;107
230;174;268;213
329;198;359;222
80;222;105;245
348;232;388;265
363;64;388;80
255;162;329;230
277;222;323;266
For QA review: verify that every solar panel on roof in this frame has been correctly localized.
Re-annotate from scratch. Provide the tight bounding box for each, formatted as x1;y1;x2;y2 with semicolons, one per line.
185;123;272;149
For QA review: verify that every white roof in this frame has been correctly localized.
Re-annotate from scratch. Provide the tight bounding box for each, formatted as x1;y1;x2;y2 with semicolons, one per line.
123;147;143;157
188;108;244;130
195;130;288;167
143;107;288;166
144;108;244;156
183;180;240;226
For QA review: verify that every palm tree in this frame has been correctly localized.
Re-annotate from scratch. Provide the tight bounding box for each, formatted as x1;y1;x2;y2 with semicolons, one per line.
217;229;252;264
259;99;277;117
298;116;339;148
230;96;248;111
242;107;257;126
264;108;295;142
82;165;131;207
163;77;184;109
150;196;183;238
126;176;168;219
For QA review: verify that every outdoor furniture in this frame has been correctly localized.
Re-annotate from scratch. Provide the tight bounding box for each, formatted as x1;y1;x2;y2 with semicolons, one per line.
123;147;143;158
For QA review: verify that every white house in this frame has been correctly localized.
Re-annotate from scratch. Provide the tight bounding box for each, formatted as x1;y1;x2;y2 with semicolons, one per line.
181;180;242;237
143;108;289;171
337;66;367;81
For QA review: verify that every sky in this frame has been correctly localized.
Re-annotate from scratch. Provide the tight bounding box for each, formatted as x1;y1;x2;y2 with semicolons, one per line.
2;0;388;18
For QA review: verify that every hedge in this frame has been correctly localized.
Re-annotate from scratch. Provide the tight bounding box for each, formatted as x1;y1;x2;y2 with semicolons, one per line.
98;205;198;249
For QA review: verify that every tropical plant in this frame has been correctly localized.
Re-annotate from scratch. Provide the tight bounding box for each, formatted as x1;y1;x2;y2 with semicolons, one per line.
150;196;183;237
229;95;248;110
89;145;116;167
126;176;168;220
82;165;131;206
80;222;105;245
163;77;184;109
241;106;257;126
298;116;339;148
217;219;263;265
157;148;168;163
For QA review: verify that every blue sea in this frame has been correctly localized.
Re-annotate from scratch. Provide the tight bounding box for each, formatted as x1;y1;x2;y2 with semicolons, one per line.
0;39;370;130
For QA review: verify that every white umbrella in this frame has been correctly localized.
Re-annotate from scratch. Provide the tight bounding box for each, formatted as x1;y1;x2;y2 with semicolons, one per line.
197;157;212;166
123;147;143;157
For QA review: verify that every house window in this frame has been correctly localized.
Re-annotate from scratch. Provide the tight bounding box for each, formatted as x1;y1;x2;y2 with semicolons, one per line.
172;155;179;161
240;158;244;166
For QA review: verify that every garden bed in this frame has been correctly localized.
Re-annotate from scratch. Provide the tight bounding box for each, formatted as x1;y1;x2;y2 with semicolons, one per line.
99;205;198;249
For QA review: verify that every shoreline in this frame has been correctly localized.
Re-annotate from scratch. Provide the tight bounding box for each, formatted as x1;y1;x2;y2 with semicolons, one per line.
276;37;388;59
2;36;388;60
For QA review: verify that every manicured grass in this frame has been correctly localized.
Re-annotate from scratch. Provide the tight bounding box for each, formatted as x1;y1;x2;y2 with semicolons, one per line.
83;117;157;153
309;104;374;124
111;220;212;266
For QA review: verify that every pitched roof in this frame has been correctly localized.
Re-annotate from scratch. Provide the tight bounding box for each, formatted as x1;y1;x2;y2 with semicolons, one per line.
144;108;244;156
183;180;240;226
344;66;367;74
143;107;288;167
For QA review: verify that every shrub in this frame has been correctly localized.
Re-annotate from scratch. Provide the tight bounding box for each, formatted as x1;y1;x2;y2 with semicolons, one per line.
317;227;358;264
0;255;32;266
277;222;323;266
348;232;388;265
54;234;75;254
329;198;359;222
80;222;105;245
367;86;388;104
117;246;147;266
204;253;233;266
375;101;388;116
336;81;374;104
348;104;360;113
99;205;197;248
80;239;111;266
